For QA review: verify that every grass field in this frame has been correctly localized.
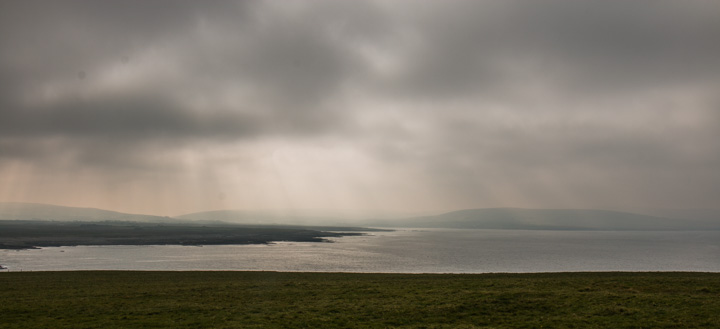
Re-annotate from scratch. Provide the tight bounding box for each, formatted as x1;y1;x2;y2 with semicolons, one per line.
2;271;719;328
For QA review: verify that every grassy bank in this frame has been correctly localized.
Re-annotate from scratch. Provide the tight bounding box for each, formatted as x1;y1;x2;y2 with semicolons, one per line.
2;271;719;328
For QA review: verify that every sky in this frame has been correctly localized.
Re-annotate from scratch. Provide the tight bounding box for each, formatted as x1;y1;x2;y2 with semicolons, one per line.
1;0;719;217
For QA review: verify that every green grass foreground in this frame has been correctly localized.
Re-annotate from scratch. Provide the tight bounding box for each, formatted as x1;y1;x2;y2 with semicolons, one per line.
2;271;719;328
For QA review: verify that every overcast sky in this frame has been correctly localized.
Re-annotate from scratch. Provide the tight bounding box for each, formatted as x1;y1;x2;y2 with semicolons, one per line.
1;0;719;216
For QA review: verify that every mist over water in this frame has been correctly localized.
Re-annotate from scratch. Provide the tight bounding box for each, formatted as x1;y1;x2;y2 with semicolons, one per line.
3;229;719;273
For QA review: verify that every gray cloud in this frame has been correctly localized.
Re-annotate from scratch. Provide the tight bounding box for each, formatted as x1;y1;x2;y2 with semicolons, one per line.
1;0;719;214
379;0;720;101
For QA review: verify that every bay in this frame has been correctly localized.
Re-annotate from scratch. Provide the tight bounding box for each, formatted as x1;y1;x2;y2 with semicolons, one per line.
2;229;719;273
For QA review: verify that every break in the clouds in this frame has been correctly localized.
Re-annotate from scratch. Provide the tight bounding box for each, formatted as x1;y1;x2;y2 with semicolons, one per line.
1;0;719;216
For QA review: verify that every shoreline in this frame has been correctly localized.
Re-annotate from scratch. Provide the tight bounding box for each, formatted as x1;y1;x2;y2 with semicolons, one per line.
0;220;369;250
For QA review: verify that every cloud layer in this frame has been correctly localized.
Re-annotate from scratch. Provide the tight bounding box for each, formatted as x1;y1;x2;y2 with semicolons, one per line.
1;0;719;215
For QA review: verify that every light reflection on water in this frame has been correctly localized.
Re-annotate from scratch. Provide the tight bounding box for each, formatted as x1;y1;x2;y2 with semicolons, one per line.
2;229;719;273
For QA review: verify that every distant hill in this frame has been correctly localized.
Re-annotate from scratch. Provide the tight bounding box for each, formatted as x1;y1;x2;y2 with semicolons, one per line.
0;202;172;223
366;208;720;230
176;209;346;226
0;203;381;231
4;203;718;230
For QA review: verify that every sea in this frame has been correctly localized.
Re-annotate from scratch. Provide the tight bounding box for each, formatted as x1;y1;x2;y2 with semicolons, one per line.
2;229;719;273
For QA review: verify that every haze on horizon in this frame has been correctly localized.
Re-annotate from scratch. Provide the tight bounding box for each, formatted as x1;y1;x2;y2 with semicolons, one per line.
1;0;719;217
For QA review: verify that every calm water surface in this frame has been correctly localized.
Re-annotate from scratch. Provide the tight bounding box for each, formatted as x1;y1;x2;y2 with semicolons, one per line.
2;229;719;273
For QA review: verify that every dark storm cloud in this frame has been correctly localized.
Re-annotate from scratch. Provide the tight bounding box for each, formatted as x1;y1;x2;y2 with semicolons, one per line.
0;1;232;88
0;1;243;135
382;0;720;100
0;0;380;167
4;0;716;138
0;0;386;144
0;95;257;139
1;0;719;213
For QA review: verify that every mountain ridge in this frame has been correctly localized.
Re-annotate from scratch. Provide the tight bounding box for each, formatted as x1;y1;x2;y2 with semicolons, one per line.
0;202;172;223
2;202;718;230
